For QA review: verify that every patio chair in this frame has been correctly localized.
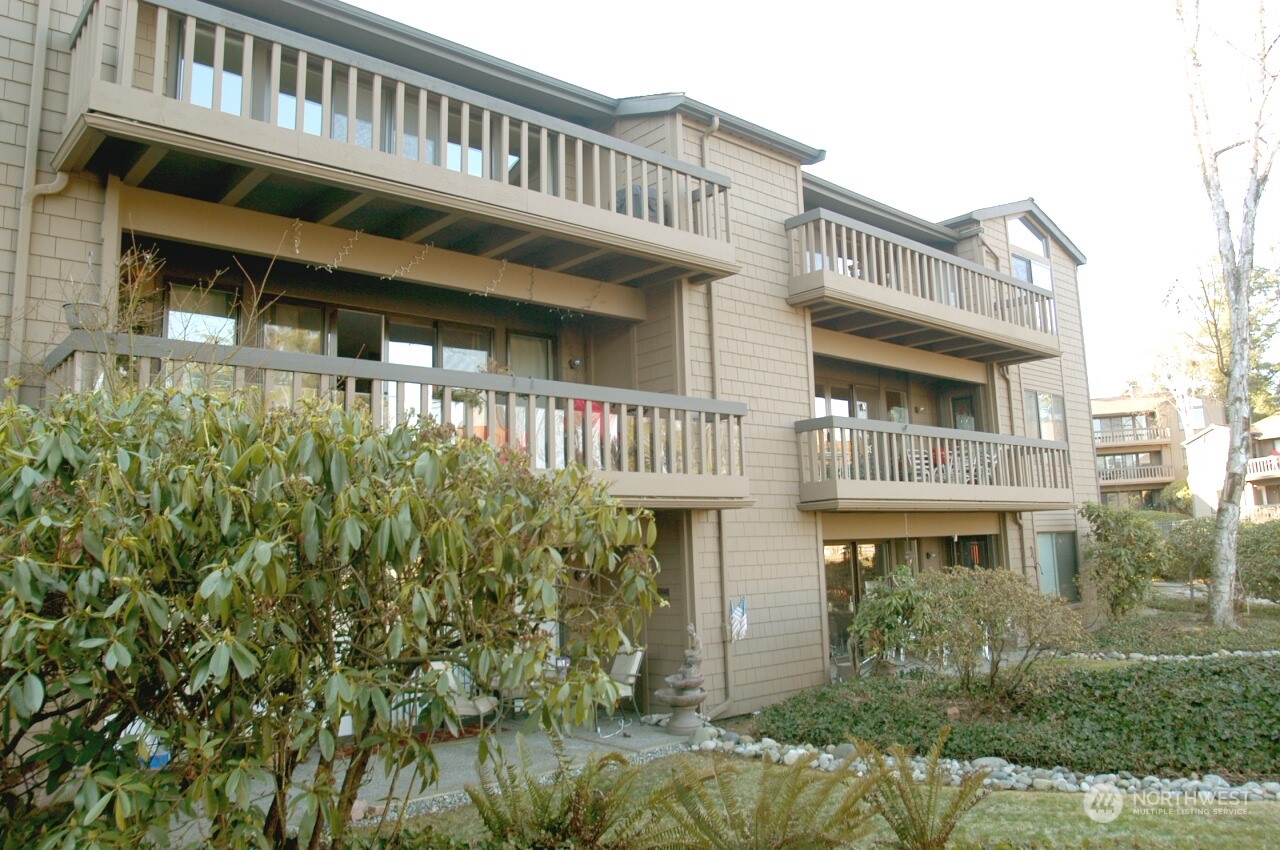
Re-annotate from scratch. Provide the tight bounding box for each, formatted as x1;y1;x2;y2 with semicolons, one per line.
597;646;644;738
430;661;500;730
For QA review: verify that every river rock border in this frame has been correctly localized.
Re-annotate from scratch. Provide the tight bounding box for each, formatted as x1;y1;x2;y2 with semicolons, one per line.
1066;648;1280;663
684;727;1280;802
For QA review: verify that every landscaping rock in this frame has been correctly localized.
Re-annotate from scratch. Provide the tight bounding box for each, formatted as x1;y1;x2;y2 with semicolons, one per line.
972;756;1009;770
1031;778;1054;791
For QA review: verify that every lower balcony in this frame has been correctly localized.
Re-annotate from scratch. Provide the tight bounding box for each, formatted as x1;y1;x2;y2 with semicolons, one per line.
795;417;1073;511
45;332;752;510
1098;466;1175;487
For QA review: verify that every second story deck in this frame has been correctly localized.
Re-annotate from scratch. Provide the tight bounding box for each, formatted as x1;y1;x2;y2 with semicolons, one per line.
57;0;738;290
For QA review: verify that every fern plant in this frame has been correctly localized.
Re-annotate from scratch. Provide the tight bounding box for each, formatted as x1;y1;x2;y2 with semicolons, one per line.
465;729;652;849
857;727;990;850
640;754;875;849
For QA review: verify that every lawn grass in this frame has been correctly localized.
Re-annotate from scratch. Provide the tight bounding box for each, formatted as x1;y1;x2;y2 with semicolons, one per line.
385;753;1280;849
1092;592;1280;656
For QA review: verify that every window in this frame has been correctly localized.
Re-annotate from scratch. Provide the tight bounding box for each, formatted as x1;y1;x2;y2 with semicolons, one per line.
1025;390;1066;441
1037;532;1079;601
813;383;852;418
1097;452;1161;470
1008;216;1053;291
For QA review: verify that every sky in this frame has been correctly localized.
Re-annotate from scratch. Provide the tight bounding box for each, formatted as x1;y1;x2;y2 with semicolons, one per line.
345;0;1270;398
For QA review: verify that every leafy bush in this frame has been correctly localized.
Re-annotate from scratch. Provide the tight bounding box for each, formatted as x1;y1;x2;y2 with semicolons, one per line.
644;753;875;850
1079;503;1170;617
1239;519;1280;602
849;565;932;665
1160;478;1193;515
467;731;650;849
916;568;1089;696
858;728;990;850
1165;516;1216;582
0;389;660;849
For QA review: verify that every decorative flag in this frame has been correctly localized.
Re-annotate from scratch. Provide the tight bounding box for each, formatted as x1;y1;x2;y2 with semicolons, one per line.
730;596;749;642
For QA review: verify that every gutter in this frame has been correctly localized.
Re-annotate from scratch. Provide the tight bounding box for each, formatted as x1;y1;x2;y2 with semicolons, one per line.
9;0;66;392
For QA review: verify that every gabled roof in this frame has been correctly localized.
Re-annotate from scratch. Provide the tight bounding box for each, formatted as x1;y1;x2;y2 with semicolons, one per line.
941;199;1087;265
209;1;825;166
801;174;958;249
1252;413;1280;440
614;95;826;165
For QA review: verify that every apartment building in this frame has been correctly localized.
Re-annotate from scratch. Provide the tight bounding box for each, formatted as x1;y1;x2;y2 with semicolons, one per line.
1090;392;1224;511
3;0;1097;713
1185;413;1280;521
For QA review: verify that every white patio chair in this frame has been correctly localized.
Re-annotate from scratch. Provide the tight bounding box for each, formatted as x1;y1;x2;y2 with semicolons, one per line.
597;646;644;738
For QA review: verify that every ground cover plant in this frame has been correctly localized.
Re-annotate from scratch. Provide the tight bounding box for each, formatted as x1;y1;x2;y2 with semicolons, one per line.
0;388;661;849
757;656;1280;780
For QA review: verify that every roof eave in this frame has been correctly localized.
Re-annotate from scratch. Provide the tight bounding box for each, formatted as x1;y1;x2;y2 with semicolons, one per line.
615;94;826;165
942;199;1087;265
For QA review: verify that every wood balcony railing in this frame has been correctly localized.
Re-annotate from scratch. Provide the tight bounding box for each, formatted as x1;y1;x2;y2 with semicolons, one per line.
44;332;751;509
1247;455;1280;479
785;210;1058;363
63;0;734;270
1093;426;1170;446
795;417;1072;511
1247;504;1280;523
1097;465;1175;484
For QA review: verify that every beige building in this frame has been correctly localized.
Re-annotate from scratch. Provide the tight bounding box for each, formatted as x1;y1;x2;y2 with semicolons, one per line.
4;0;1097;713
1185;414;1280;521
1090;392;1225;511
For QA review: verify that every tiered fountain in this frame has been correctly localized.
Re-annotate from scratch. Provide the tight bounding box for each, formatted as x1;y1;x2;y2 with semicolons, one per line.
652;623;708;736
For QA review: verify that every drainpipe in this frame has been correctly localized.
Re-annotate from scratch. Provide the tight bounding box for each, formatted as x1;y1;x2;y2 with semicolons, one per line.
10;0;66;394
1000;363;1032;578
696;115;736;720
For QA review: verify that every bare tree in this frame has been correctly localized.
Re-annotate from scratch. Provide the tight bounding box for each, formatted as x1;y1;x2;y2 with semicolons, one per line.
1176;0;1280;627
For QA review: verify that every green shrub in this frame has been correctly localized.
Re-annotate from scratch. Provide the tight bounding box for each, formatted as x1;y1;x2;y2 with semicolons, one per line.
858;728;990;850
643;753;875;850
1160;478;1193;515
1240;520;1280;601
916;568;1089;696
849;565;932;665
467;731;650;849
1079;503;1170;617
1164;516;1215;582
1092;605;1280;655
0;389;661;849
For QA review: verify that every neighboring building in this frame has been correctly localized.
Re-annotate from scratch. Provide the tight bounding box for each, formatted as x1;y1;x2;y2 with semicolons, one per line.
1187;414;1280;521
4;0;1096;712
1089;392;1224;510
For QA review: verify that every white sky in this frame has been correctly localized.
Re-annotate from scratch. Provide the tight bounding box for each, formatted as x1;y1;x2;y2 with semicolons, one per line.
347;0;1271;398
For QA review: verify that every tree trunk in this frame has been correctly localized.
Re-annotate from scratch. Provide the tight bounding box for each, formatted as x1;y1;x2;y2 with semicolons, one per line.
1209;261;1251;628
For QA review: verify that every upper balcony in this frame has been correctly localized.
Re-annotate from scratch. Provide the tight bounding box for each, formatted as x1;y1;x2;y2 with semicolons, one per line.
58;0;737;287
1247;455;1280;482
1097;465;1175;487
785;210;1060;364
795;417;1073;512
1094;426;1171;448
45;331;752;510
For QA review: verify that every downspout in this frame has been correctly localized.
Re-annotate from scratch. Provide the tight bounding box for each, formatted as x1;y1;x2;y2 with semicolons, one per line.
10;0;66;393
697;115;736;719
1000;363;1031;577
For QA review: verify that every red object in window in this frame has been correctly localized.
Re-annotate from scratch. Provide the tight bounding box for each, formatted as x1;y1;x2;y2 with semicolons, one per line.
932;447;949;466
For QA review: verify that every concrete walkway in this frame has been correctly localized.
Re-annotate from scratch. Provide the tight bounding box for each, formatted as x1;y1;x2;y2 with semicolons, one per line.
302;712;685;818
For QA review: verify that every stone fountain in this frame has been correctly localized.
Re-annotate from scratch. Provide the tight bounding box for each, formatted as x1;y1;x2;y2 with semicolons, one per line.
652;623;708;736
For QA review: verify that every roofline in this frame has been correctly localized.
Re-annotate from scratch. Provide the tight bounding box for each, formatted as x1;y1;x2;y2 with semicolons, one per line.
615;94;826;165
802;174;958;246
941;199;1087;265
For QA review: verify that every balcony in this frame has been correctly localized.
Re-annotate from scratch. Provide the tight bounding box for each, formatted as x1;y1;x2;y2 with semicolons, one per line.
1094;426;1171;447
1248;504;1280;523
785;210;1059;364
57;0;737;288
45;332;752;510
1247;455;1280;481
1097;465;1175;487
795;417;1073;511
